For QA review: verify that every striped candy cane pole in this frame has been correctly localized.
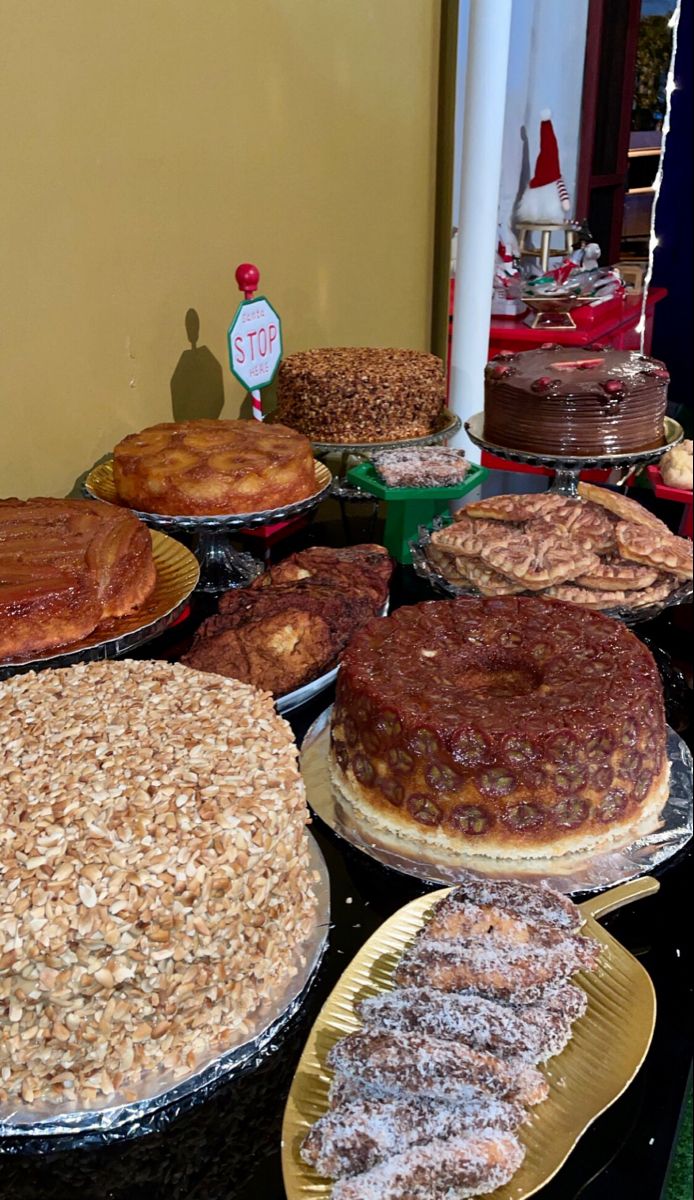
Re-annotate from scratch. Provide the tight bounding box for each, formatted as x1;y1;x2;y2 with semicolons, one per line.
235;263;264;421
251;389;263;421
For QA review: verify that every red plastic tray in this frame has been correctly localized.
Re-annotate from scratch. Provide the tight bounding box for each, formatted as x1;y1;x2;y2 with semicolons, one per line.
646;464;693;503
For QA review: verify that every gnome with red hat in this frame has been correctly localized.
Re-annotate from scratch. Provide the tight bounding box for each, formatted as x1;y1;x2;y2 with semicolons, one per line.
516;110;571;224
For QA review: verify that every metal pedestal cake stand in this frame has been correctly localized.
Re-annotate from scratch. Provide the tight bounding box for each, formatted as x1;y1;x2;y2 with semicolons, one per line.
464;412;684;498
85;461;333;593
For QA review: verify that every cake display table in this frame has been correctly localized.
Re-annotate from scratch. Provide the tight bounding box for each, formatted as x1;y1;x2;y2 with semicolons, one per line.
2;481;691;1200
84;459;333;593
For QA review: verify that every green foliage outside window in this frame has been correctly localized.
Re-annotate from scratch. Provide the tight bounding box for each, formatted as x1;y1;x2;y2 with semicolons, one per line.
632;13;674;130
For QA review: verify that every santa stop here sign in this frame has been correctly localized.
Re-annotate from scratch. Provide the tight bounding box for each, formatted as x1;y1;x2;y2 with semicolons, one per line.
227;295;282;391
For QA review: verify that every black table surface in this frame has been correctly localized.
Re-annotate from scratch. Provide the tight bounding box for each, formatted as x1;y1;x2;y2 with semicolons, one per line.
2;488;692;1200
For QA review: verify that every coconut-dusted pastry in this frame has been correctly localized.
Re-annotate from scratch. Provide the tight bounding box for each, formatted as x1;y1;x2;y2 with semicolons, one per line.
0;660;317;1110
372;447;470;489
331;1132;525;1200
113;419;316;515
328;1030;549;1107
300;879;599;1200
276;348;446;443
395;933;599;1002
357;986;577;1063
0;497;155;661
302;1086;525;1178
330;596;669;860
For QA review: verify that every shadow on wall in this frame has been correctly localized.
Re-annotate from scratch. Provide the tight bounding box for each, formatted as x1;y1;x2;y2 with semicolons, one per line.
170;309;225;421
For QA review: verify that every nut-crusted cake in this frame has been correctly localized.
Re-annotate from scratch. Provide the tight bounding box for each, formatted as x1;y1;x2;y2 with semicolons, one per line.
484;346;669;456
276;348;446;443
0;660;318;1110
329;597;669;859
0;498;156;661
113;419;316;516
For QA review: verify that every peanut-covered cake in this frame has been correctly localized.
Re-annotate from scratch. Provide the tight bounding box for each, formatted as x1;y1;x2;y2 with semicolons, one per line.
0;660;317;1110
329;596;669;859
113;419;316;515
484;346;669;456
0;497;156;661
276;348;446;443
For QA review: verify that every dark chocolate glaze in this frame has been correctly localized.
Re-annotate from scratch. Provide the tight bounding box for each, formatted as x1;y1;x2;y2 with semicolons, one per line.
483;347;668;455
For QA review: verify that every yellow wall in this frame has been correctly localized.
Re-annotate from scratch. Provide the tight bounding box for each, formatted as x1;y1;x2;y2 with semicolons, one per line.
0;1;441;498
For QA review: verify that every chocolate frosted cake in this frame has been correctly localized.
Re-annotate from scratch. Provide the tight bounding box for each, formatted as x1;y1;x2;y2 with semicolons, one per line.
483;346;669;456
276;348;446;443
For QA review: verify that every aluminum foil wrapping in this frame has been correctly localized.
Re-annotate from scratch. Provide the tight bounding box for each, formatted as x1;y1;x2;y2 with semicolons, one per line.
302;708;692;897
410;518;693;627
0;836;330;1151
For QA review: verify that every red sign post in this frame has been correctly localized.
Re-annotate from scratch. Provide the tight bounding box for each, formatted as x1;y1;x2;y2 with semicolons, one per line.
227;264;283;420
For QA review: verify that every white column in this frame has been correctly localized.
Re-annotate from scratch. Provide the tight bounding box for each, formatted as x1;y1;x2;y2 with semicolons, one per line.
449;0;513;460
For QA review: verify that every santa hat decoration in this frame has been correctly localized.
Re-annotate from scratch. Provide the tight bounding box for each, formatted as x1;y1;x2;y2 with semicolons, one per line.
516;110;571;223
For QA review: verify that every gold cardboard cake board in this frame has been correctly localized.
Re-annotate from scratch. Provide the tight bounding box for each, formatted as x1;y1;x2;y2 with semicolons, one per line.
282;877;658;1200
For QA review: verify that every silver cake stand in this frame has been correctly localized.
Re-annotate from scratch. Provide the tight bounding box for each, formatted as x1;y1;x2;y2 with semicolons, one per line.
464;412;684;498
84;461;333;593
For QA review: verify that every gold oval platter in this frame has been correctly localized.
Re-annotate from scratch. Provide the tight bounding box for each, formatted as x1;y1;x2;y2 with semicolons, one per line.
281;875;658;1200
0;530;200;677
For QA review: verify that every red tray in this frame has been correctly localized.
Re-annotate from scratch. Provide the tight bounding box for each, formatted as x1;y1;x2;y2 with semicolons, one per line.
646;465;693;539
646;464;693;503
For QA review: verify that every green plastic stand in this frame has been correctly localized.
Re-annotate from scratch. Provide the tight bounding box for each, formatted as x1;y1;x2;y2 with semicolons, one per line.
346;461;488;563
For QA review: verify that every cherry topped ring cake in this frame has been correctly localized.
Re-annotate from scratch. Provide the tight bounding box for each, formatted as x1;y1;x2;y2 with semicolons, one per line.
329;597;669;860
483;346;669;456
